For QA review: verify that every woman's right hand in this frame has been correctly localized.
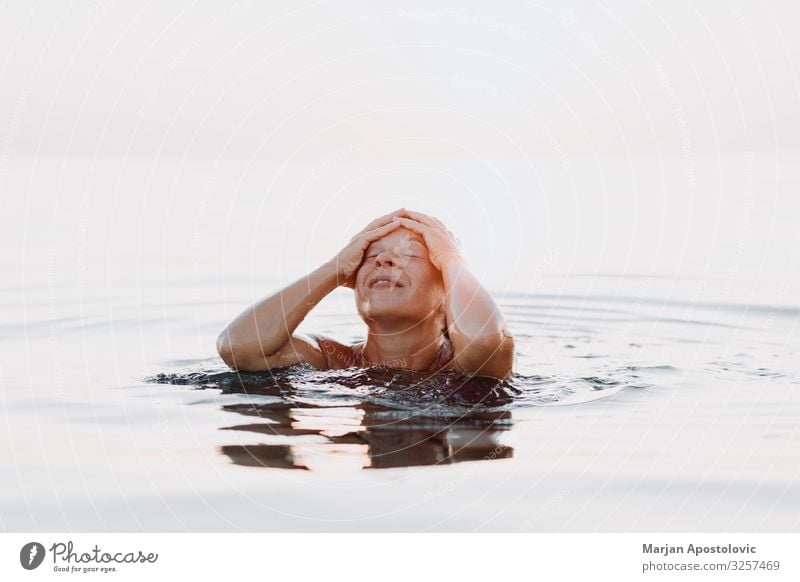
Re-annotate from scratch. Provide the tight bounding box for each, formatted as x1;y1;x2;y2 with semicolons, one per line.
329;208;405;288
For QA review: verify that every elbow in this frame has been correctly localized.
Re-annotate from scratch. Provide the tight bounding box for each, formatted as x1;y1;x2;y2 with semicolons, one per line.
216;331;236;369
492;332;515;380
454;330;515;381
216;330;251;370
216;330;272;372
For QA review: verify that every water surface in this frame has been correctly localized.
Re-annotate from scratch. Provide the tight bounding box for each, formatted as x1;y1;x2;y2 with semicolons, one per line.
2;275;799;531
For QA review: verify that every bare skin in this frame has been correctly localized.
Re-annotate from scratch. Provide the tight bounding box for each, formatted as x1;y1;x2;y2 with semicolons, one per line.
216;208;515;380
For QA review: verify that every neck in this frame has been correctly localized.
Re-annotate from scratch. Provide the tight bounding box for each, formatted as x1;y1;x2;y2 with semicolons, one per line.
362;316;445;370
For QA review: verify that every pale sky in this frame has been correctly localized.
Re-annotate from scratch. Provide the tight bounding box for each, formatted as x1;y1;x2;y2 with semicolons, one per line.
2;0;799;301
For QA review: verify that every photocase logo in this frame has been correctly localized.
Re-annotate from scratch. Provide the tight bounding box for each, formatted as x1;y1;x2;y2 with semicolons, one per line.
20;542;46;570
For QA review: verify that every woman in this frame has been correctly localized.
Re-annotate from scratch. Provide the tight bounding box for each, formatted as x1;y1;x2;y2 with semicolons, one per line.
216;209;514;380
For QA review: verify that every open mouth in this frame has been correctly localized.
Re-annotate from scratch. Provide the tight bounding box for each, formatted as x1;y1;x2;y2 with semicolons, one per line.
368;275;404;289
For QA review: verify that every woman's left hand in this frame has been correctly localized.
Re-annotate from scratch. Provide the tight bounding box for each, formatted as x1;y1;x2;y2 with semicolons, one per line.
393;210;463;271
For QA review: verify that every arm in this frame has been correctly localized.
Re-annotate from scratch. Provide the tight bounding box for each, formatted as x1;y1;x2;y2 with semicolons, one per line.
215;262;339;371
440;258;515;380
216;209;405;371
395;211;515;380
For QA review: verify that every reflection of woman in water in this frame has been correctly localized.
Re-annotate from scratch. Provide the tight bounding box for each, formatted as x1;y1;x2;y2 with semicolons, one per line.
217;209;514;380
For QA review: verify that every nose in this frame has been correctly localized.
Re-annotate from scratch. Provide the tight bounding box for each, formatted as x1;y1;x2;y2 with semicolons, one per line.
374;250;397;267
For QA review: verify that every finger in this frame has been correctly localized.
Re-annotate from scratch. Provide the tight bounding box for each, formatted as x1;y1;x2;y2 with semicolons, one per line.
406;210;448;231
352;214;395;240
401;210;439;228
359;219;402;244
394;216;432;236
412;212;458;240
360;208;406;233
430;215;448;230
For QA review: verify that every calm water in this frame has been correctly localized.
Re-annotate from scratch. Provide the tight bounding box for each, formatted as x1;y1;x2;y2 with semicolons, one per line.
2;275;799;531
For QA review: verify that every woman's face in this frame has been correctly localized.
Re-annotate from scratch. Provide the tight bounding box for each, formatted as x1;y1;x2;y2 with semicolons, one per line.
354;227;445;327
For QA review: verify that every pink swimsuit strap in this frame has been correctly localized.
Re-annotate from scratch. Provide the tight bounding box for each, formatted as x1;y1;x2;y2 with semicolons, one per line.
351;344;366;368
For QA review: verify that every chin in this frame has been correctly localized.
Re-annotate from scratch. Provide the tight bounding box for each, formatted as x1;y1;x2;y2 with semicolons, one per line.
358;289;414;319
364;295;406;313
